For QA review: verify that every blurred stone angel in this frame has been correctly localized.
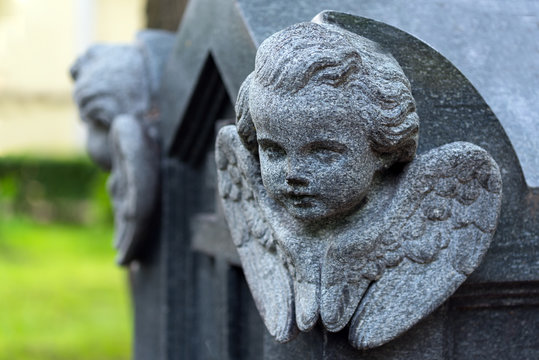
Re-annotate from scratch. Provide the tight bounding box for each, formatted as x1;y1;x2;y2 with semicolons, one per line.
70;30;174;264
216;22;502;349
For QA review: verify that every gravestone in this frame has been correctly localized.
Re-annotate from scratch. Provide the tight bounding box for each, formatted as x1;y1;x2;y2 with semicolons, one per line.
128;1;538;359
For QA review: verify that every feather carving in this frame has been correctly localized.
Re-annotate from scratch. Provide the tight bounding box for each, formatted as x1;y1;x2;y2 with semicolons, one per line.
217;124;502;348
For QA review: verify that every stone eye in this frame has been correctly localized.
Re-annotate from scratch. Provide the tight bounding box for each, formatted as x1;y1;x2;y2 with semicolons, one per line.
259;141;286;160
308;142;346;164
312;148;339;164
87;108;112;127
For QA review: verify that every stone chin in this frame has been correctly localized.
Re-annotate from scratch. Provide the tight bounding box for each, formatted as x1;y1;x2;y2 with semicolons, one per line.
86;122;113;171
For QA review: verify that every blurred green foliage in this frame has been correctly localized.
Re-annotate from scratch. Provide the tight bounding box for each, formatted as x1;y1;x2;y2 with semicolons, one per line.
0;155;113;224
0;217;131;360
0;156;130;359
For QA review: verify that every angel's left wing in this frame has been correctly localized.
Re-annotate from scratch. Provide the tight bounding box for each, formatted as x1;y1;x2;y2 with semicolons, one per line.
349;142;502;349
108;114;159;265
216;125;298;342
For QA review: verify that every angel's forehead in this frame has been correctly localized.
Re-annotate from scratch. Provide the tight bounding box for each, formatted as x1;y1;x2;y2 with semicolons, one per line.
249;81;364;128
250;93;369;149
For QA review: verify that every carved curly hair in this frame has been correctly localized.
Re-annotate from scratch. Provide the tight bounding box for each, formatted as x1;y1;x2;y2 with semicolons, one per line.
236;22;419;167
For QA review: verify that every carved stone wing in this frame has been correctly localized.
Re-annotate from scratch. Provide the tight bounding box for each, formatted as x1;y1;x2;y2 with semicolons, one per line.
108;114;159;265
216;125;298;342
348;142;502;349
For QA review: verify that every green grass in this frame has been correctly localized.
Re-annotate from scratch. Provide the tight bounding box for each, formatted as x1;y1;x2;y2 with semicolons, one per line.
0;217;131;360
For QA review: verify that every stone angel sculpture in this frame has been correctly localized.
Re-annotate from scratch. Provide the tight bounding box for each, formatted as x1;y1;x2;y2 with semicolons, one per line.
70;30;174;265
216;22;502;349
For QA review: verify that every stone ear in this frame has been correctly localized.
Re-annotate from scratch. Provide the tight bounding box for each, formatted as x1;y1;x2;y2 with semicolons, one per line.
236;73;258;154
372;151;392;173
376;156;388;172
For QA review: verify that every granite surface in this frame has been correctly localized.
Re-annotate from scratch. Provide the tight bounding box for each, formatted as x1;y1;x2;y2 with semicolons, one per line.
150;1;538;358
217;21;502;349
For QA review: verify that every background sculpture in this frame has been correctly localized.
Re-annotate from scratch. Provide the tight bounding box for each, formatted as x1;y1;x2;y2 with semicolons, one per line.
217;20;502;349
71;30;174;264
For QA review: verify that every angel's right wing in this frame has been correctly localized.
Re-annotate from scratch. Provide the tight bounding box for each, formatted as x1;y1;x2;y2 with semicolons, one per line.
348;142;502;349
216;125;298;342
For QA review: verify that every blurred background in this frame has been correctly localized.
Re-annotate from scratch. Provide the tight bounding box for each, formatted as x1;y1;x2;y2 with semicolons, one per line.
0;0;185;358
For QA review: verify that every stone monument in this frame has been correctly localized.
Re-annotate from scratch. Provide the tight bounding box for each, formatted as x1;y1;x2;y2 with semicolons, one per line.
69;0;538;358
217;20;502;349
155;1;537;357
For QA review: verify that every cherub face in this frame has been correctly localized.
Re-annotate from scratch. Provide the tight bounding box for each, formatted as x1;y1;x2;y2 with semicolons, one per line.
250;83;381;222
73;48;148;170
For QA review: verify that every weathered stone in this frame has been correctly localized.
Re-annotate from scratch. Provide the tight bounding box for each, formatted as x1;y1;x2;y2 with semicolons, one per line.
71;29;174;170
71;42;148;170
217;21;502;349
108;114;160;264
124;1;536;358
70;30;174;264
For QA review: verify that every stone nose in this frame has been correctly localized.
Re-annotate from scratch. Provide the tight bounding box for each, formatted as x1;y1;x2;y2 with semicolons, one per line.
286;158;309;186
